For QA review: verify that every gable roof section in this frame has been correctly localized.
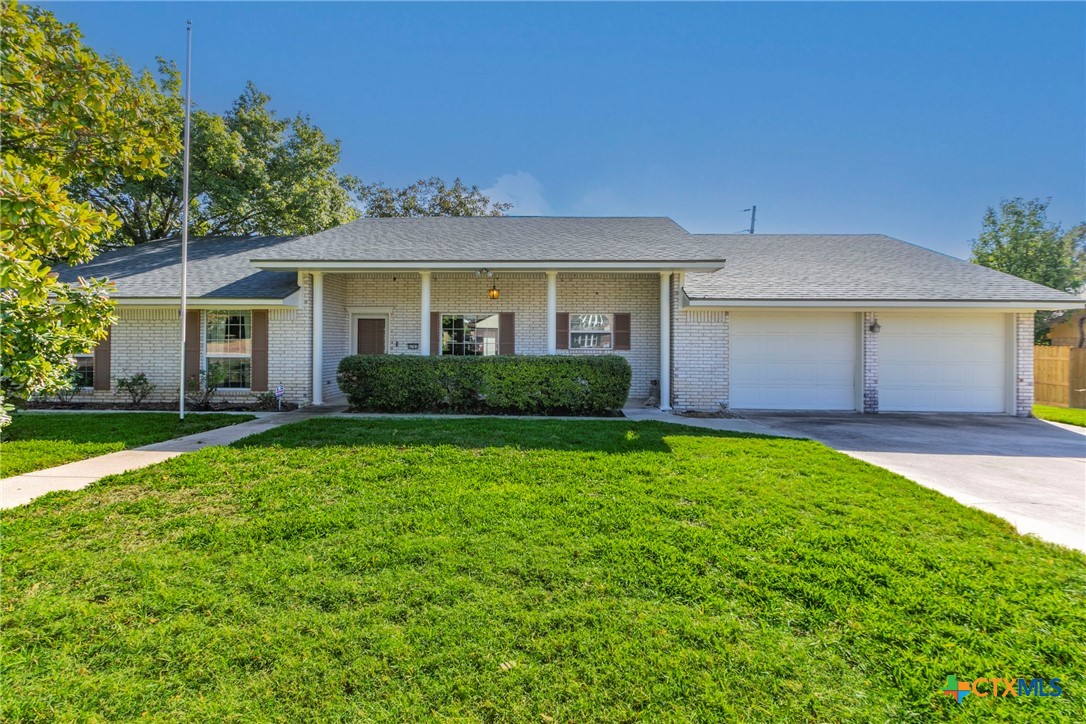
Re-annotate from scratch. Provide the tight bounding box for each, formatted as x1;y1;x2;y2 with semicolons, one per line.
54;235;300;302
682;234;1081;305
248;216;725;266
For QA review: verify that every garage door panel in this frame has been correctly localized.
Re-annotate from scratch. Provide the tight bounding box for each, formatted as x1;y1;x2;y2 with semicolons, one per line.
879;313;1007;413
730;312;858;410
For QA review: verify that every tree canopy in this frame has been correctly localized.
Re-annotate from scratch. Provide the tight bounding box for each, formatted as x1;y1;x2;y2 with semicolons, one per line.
82;72;361;246
970;197;1085;342
0;1;178;421
358;177;512;218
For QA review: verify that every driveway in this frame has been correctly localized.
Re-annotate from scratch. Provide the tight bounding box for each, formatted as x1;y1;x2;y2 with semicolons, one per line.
740;412;1086;552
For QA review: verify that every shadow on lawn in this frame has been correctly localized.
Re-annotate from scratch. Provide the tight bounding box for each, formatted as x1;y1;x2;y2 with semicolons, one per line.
231;416;777;455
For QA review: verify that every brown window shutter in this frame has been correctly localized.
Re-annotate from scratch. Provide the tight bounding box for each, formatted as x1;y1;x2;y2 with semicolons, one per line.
430;311;441;355
93;327;112;390
555;312;569;350
184;310;202;383
613;313;631;351
498;312;515;355
251;310;269;391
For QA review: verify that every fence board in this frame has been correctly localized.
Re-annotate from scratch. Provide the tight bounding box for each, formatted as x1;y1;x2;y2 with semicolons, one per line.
1034;346;1086;408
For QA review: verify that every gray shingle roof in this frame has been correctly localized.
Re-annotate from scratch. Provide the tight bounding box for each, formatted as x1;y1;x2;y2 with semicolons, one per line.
52;222;1081;306
249;216;724;262
54;236;299;300
682;234;1080;303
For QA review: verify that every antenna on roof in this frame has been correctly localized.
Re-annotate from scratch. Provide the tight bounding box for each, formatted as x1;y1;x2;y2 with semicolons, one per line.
742;205;757;234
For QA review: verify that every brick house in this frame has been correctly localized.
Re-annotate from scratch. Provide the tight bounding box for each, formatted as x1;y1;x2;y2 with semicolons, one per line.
57;217;1082;415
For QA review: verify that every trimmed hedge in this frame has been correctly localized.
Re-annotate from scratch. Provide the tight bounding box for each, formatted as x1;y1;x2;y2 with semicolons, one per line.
337;354;632;415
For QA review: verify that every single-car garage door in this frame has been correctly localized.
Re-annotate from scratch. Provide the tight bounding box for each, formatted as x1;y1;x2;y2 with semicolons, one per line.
730;312;858;410
879;313;1007;413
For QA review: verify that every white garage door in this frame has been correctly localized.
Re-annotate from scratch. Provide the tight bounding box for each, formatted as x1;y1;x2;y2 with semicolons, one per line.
730;312;858;410
879;313;1007;413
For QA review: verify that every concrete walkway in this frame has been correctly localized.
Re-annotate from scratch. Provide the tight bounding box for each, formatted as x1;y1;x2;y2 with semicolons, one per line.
1;410;316;509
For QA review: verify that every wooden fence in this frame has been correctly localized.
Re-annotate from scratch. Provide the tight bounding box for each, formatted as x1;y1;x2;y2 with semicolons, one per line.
1034;346;1086;408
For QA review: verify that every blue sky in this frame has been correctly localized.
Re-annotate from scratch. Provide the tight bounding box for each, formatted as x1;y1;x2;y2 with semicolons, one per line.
44;1;1085;258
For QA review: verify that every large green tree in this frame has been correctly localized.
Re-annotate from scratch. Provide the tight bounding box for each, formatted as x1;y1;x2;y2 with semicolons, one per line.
0;2;178;422
358;177;512;218
970;197;1085;342
82;72;361;245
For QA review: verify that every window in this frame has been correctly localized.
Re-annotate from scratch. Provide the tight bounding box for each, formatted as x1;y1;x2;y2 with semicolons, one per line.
72;355;95;388
569;313;614;350
206;311;252;388
441;314;500;356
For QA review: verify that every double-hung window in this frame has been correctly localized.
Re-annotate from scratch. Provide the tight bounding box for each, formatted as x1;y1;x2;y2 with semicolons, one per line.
441;314;500;356
72;354;95;388
569;313;614;350
206;311;252;388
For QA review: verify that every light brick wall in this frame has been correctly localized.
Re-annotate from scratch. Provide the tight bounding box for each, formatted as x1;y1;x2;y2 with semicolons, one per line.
322;274;348;395
557;273;659;398
1015;312;1034;417
671;274;727;411
78;307;182;403
322;272;661;399
79;275;313;407
862;311;879;413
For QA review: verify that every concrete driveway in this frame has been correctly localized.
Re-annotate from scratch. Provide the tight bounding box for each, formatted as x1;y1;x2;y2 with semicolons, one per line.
740;412;1086;552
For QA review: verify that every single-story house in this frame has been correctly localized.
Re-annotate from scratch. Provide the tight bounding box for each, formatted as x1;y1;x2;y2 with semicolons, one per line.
57;216;1083;415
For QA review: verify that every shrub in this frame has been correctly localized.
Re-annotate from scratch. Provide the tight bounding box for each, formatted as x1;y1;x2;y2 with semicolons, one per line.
185;364;226;410
115;372;155;406
337;355;632;415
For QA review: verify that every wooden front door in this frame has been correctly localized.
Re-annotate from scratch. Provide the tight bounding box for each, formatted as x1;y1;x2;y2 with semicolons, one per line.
357;318;386;355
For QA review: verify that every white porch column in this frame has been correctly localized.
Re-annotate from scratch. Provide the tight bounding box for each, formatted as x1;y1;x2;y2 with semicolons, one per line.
659;271;672;411
419;271;432;355
311;271;324;406
545;271;558;354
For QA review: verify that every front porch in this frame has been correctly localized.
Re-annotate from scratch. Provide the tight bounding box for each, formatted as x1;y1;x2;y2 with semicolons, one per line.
309;270;674;408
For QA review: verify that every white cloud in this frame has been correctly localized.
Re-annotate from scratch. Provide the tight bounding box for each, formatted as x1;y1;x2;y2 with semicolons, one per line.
484;171;550;216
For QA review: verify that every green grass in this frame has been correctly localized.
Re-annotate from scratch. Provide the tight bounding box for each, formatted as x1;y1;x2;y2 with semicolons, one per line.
0;412;255;478
3;418;1084;721
1034;405;1086;427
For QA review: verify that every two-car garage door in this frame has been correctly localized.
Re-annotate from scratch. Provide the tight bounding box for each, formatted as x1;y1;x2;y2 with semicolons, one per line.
728;311;1009;413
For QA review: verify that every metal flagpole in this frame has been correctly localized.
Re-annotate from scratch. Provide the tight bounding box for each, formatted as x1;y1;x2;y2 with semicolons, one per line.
179;20;193;420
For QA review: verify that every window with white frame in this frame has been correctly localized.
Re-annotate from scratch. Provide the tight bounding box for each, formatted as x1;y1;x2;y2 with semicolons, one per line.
72;354;95;388
569;313;614;349
206;310;252;388
441;314;500;356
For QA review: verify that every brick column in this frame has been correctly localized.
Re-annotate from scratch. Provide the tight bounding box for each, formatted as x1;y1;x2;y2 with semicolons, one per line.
862;312;879;413
1015;313;1034;417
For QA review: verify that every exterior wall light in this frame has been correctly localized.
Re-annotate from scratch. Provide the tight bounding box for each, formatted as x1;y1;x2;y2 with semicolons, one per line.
488;285;500;300
869;320;881;333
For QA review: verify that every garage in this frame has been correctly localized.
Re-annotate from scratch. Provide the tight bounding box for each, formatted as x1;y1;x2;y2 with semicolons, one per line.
879;313;1008;413
729;312;858;410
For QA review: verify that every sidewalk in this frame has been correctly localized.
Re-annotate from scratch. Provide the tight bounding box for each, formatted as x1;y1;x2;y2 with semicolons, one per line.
1;409;316;509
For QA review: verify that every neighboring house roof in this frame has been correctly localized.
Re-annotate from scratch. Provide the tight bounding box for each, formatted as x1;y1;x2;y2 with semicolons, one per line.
54;235;300;302
248;216;724;265
52;219;1082;307
682;234;1081;304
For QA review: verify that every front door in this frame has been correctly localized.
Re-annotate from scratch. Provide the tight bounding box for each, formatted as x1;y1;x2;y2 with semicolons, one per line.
357;318;387;355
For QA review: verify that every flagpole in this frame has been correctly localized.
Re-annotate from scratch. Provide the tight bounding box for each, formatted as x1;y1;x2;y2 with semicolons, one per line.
179;20;192;420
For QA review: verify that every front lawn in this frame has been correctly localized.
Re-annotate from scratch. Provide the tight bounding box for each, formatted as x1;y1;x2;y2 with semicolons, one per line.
0;412;255;478
3;419;1083;721
1034;404;1086;427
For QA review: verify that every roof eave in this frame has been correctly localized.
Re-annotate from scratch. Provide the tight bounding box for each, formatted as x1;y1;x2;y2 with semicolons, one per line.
250;259;726;273
683;298;1085;311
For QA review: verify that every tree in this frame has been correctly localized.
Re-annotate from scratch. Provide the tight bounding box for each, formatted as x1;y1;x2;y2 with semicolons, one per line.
0;2;178;423
358;177;511;218
82;74;361;245
970;198;1085;342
